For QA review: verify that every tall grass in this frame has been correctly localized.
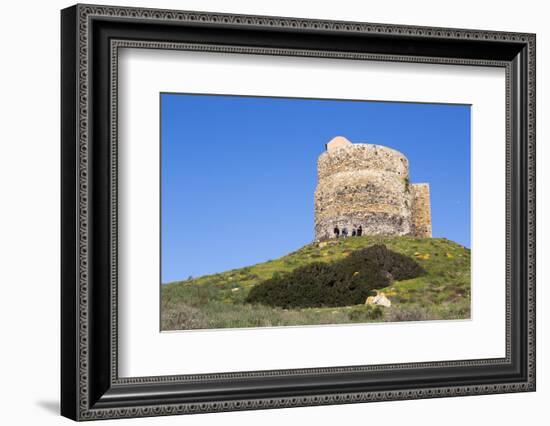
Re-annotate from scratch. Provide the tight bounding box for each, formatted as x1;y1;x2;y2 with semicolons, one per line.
161;236;471;330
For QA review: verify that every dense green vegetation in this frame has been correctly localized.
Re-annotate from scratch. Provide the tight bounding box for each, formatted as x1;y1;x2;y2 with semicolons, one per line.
245;244;424;308
161;236;470;330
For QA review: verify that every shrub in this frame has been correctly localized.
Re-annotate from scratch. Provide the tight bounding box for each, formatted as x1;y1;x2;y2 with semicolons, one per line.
161;302;209;330
245;244;424;309
349;305;384;321
385;305;430;322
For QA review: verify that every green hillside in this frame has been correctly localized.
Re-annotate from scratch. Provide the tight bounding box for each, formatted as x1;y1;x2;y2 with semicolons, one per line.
161;236;470;330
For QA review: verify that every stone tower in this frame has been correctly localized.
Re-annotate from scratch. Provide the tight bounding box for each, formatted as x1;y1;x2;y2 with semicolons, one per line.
314;136;432;240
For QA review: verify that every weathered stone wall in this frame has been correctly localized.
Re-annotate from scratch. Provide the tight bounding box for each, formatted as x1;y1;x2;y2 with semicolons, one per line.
314;136;431;240
411;183;432;238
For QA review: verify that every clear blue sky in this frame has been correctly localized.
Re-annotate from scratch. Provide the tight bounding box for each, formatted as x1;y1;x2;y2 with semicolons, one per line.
161;93;470;283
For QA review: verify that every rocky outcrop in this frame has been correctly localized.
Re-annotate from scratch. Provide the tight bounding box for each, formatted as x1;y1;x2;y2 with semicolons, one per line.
365;291;392;307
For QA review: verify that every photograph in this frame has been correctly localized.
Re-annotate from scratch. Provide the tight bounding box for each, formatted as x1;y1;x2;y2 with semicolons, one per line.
57;3;535;421
160;93;472;331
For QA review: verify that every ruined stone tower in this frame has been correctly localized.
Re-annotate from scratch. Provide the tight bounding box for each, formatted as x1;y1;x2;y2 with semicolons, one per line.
314;136;432;240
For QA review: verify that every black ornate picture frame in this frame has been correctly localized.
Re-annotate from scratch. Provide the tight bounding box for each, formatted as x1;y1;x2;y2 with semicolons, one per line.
61;4;536;421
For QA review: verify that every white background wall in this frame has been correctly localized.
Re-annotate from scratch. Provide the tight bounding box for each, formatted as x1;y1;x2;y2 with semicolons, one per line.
0;0;546;424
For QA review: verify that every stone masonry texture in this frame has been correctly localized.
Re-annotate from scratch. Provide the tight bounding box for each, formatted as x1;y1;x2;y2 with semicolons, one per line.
314;136;432;240
410;183;432;238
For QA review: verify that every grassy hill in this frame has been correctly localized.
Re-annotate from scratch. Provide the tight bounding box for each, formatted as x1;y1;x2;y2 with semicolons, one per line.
161;236;470;330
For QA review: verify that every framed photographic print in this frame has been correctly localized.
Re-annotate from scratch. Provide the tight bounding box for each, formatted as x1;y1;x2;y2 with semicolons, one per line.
61;4;536;421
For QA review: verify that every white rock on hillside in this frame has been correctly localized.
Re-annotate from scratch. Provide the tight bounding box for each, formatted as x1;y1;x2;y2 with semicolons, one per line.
365;291;392;307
